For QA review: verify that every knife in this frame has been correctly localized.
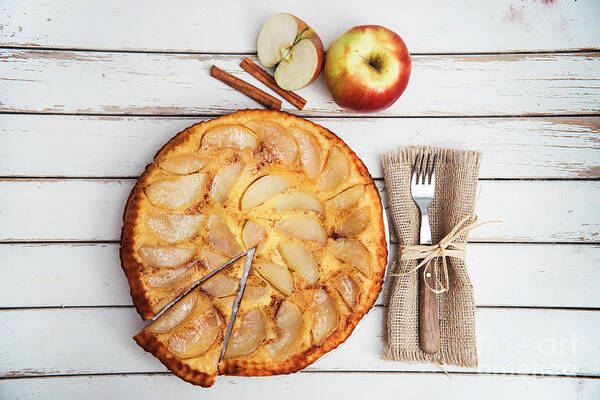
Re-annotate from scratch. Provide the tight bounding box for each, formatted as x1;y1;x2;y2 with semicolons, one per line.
150;247;256;322
219;246;256;362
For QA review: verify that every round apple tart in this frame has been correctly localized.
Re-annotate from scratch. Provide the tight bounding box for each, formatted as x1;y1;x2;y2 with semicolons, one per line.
120;109;387;386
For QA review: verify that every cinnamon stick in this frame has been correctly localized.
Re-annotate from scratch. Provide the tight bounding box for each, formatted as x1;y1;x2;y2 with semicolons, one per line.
210;65;282;110
240;57;306;110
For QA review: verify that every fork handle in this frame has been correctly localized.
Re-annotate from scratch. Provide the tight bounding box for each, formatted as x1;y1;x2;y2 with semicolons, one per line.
419;258;440;354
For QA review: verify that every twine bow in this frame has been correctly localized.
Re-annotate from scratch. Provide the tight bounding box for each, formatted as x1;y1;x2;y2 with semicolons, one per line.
391;214;500;294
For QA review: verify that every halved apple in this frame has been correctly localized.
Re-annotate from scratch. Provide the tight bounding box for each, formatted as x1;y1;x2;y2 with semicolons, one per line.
308;289;339;345
207;214;242;257
274;191;324;215
211;161;244;204
138;245;196;268
332;273;360;309
157;153;207;175
224;308;267;359
145;173;206;209
167;293;221;358
201;125;260;152
266;300;304;362
242;220;267;249
318;146;349;192
257;13;324;91
329;238;372;277
326;185;365;210
146;214;205;243
255;261;293;296
246;120;298;166
338;208;370;236
275;216;326;243
148;290;197;333
240;175;289;209
289;127;324;178
279;242;319;284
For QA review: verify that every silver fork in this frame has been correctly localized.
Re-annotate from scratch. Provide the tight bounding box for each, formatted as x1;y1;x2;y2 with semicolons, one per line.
410;152;440;354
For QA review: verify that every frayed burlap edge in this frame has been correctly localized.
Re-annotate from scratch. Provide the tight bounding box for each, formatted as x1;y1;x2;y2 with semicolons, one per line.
381;146;482;172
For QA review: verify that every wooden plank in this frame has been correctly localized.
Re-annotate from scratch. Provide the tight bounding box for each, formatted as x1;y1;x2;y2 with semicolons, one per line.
2;0;599;53
1;179;598;243
2;373;599;400
1;307;598;376
2;243;599;309
1;51;598;117
1;115;599;179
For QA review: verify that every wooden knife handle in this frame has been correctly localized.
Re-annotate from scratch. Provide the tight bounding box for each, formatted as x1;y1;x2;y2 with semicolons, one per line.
419;258;440;354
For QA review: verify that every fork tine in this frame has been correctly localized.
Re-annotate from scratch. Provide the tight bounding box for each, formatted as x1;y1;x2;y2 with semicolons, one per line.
425;153;433;185
430;154;437;185
421;153;430;184
418;152;424;184
412;152;420;184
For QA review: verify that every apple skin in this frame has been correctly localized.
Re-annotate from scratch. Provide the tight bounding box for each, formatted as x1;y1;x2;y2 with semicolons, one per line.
293;17;325;87
324;25;411;112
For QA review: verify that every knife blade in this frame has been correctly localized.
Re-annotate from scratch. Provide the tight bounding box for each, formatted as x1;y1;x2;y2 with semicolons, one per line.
150;248;254;322
219;246;256;362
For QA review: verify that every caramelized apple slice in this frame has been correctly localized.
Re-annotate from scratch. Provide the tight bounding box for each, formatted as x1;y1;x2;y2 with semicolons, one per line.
168;293;221;358
207;214;242;257
242;220;267;249
202;125;260;152
309;289;339;345
213;296;235;316
224;308;267;359
146;262;197;289
146;214;205;243
211;161;244;204
243;284;269;301
266;300;304;362
338;208;370;236
289;127;324;178
330;238;371;277
275;216;326;243
157;153;207;175
255;261;293;296
199;249;229;272
274;191;324;215
201;273;239;297
138;245;195;268
145;173;206;209
332;273;360;309
318;146;349;192
246;120;298;166
148;291;197;333
279;243;319;284
326;185;365;210
240;175;289;209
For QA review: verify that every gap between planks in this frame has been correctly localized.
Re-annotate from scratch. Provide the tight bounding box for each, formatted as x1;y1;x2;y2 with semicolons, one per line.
1;305;599;312
1;45;599;56
2;111;600;119
1;370;599;381
1;174;600;181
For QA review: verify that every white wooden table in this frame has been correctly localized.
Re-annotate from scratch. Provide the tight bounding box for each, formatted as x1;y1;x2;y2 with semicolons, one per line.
1;1;599;398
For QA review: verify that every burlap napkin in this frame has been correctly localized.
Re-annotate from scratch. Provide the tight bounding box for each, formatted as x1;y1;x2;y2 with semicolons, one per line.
381;146;481;367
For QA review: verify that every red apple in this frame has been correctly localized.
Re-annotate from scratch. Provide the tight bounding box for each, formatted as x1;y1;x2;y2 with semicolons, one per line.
257;13;324;91
324;25;411;112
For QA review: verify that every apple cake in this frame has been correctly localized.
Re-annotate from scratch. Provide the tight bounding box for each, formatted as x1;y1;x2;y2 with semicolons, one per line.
120;109;387;386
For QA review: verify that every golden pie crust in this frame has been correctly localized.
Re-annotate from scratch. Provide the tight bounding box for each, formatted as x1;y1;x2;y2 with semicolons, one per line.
120;109;387;387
